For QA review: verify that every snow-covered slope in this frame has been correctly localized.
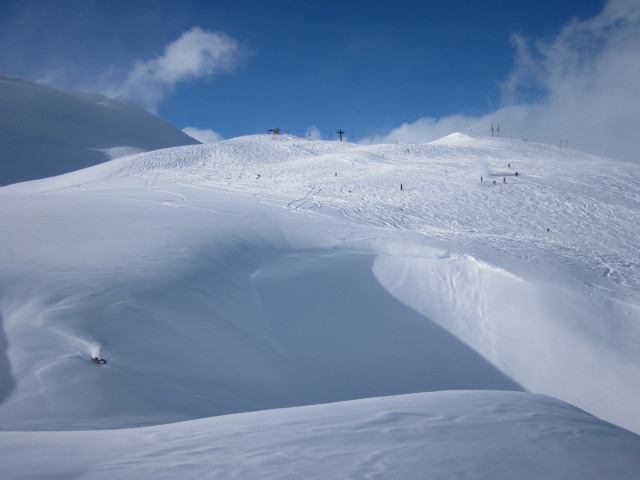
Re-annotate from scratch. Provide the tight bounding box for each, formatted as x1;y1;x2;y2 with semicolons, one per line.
0;133;639;477
0;73;199;186
2;391;640;480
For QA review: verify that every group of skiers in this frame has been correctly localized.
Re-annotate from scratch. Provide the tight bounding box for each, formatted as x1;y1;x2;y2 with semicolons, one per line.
480;163;520;185
258;163;521;194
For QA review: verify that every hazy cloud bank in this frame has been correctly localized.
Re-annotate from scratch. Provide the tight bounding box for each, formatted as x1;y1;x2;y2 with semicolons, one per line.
305;126;323;140
120;28;242;112
379;0;640;161
182;126;223;143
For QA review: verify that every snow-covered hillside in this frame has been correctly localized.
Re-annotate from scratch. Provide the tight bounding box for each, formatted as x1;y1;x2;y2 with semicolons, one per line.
2;391;640;480
0;73;199;186
0;133;639;477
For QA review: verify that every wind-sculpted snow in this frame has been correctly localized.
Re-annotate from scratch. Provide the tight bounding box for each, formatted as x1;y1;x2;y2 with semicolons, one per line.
0;133;639;476
2;391;639;480
0;190;521;430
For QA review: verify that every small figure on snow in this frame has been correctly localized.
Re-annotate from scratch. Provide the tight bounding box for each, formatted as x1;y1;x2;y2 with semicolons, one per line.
400;184;403;191
334;172;337;177
515;171;519;177
480;176;483;183
503;177;506;183
493;180;497;185
508;163;511;168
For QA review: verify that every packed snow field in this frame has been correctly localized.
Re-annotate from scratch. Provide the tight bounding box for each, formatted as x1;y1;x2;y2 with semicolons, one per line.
107;133;640;290
1;133;639;477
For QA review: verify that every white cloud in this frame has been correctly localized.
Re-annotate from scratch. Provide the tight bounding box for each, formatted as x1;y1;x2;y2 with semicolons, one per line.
182;127;223;143
375;115;478;144
120;28;241;111
305;126;322;140
378;0;640;161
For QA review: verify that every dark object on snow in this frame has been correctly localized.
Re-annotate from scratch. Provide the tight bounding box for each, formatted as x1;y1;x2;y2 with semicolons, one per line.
91;356;107;364
400;184;403;191
515;171;519;177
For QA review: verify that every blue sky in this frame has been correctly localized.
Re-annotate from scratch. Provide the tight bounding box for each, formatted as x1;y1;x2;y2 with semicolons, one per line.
1;0;639;160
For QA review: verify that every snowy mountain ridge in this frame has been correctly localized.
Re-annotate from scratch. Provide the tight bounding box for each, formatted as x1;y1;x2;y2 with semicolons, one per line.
0;73;199;186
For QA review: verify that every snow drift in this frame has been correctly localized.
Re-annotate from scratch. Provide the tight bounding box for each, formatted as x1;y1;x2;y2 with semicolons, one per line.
2;391;639;480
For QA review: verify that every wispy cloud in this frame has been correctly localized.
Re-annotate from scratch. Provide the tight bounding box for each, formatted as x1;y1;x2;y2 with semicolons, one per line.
378;0;640;161
305;126;322;140
119;27;242;112
182;126;223;143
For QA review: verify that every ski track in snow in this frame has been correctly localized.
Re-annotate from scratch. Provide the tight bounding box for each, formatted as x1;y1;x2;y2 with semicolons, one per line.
109;134;640;294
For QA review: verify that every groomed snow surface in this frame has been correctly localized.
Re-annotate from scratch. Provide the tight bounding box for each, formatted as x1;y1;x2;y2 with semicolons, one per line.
1;133;639;478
